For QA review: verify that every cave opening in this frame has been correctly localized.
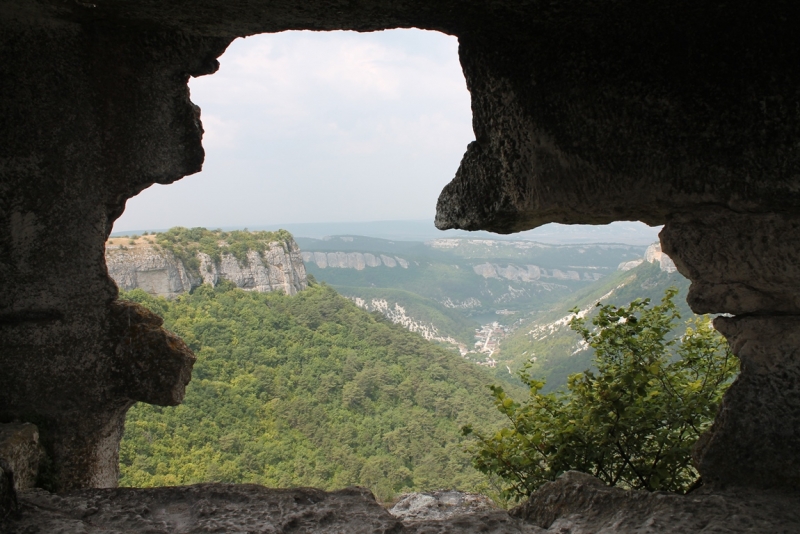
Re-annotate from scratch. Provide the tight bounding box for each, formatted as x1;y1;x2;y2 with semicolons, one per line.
113;29;474;235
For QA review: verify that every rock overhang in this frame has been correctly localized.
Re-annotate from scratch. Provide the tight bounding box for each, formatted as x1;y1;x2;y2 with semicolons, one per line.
3;0;800;500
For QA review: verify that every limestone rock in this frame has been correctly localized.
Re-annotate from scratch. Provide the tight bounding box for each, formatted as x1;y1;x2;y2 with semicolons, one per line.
6;485;403;533
0;463;14;520
6;478;800;533
512;471;800;533
617;242;675;272
661;210;800;315
106;240;307;297
693;315;800;489
617;259;644;271
301;251;412;270
0;423;44;492
106;246;196;299
109;300;196;407
390;490;538;533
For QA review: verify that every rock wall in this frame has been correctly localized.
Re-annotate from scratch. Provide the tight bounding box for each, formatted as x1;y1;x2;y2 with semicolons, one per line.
106;246;197;298
472;263;601;282
2;0;800;514
617;242;677;273
106;239;307;297
301;251;409;270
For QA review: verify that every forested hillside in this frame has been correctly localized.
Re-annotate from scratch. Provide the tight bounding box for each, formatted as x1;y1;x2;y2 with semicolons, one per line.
119;283;511;501
495;261;693;390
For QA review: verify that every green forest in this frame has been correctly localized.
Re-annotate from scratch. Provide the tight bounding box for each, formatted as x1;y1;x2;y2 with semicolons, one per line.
119;283;511;501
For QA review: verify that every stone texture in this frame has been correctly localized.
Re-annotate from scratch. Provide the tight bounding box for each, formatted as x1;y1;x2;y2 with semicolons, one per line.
2;0;800;505
210;245;306;295
512;471;800;533
0;296;195;490
0;14;225;491
0;423;44;492
4;478;800;533
106;246;197;298
0;463;15;521
436;9;800;233
659;210;800;489
303;251;414;271
108;239;307;297
5;485;403;534
692;316;800;489
390;490;538;533
661;210;800;316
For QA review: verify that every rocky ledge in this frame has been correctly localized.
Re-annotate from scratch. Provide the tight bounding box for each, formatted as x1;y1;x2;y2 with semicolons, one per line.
3;472;799;533
105;236;307;298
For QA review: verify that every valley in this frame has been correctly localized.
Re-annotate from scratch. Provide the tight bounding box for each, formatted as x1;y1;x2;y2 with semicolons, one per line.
107;227;693;501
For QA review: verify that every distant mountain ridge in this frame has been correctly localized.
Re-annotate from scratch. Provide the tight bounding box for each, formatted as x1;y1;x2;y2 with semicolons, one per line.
112;220;662;246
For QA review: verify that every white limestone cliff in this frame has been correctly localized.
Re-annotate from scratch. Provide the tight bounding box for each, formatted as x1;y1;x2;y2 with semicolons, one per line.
105;245;197;299
106;239;307;298
618;242;677;273
301;251;410;270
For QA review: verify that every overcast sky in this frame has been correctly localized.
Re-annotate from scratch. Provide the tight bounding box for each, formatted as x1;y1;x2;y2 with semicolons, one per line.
114;29;474;232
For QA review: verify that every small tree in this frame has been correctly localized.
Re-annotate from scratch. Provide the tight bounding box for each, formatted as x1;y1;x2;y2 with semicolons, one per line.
462;289;737;503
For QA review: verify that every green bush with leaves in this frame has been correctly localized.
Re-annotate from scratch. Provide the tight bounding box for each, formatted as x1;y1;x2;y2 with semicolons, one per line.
462;288;738;502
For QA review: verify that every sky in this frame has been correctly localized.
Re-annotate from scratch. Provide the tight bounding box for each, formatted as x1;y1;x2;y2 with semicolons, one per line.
113;29;661;245
114;29;474;232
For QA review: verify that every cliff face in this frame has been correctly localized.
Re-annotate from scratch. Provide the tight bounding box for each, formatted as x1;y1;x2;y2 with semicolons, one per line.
617;242;677;273
106;237;307;298
301;251;410;270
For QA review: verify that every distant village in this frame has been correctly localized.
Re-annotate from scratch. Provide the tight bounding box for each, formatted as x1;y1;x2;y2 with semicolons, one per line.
471;321;509;368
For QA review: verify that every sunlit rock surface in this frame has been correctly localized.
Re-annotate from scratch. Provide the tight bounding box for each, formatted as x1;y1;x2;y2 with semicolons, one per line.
106;239;307;297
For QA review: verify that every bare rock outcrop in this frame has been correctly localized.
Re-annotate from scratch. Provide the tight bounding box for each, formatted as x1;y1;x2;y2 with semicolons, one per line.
5;476;800;533
512;471;800;533
302;251;409;271
618;242;676;272
201;245;307;295
107;239;307;297
5;485;402;534
0;424;44;494
390;490;538;533
106;246;197;298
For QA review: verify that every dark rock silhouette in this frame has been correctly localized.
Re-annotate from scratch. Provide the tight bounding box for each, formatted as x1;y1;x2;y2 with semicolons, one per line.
2;0;800;530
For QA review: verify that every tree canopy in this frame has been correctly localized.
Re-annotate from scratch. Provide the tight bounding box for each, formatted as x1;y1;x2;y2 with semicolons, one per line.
463;289;738;503
119;283;509;501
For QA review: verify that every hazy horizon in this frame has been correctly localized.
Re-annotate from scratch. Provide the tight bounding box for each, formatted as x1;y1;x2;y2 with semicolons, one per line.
110;218;662;246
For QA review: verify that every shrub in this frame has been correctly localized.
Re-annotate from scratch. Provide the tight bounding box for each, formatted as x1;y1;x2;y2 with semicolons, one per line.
462;288;737;502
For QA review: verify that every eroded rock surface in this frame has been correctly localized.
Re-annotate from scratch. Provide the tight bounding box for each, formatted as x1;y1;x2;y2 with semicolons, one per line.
512;471;800;533
5;477;800;533
107;239;307;297
0;424;44;493
2;0;800;505
106;246;197;299
4;485;402;534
